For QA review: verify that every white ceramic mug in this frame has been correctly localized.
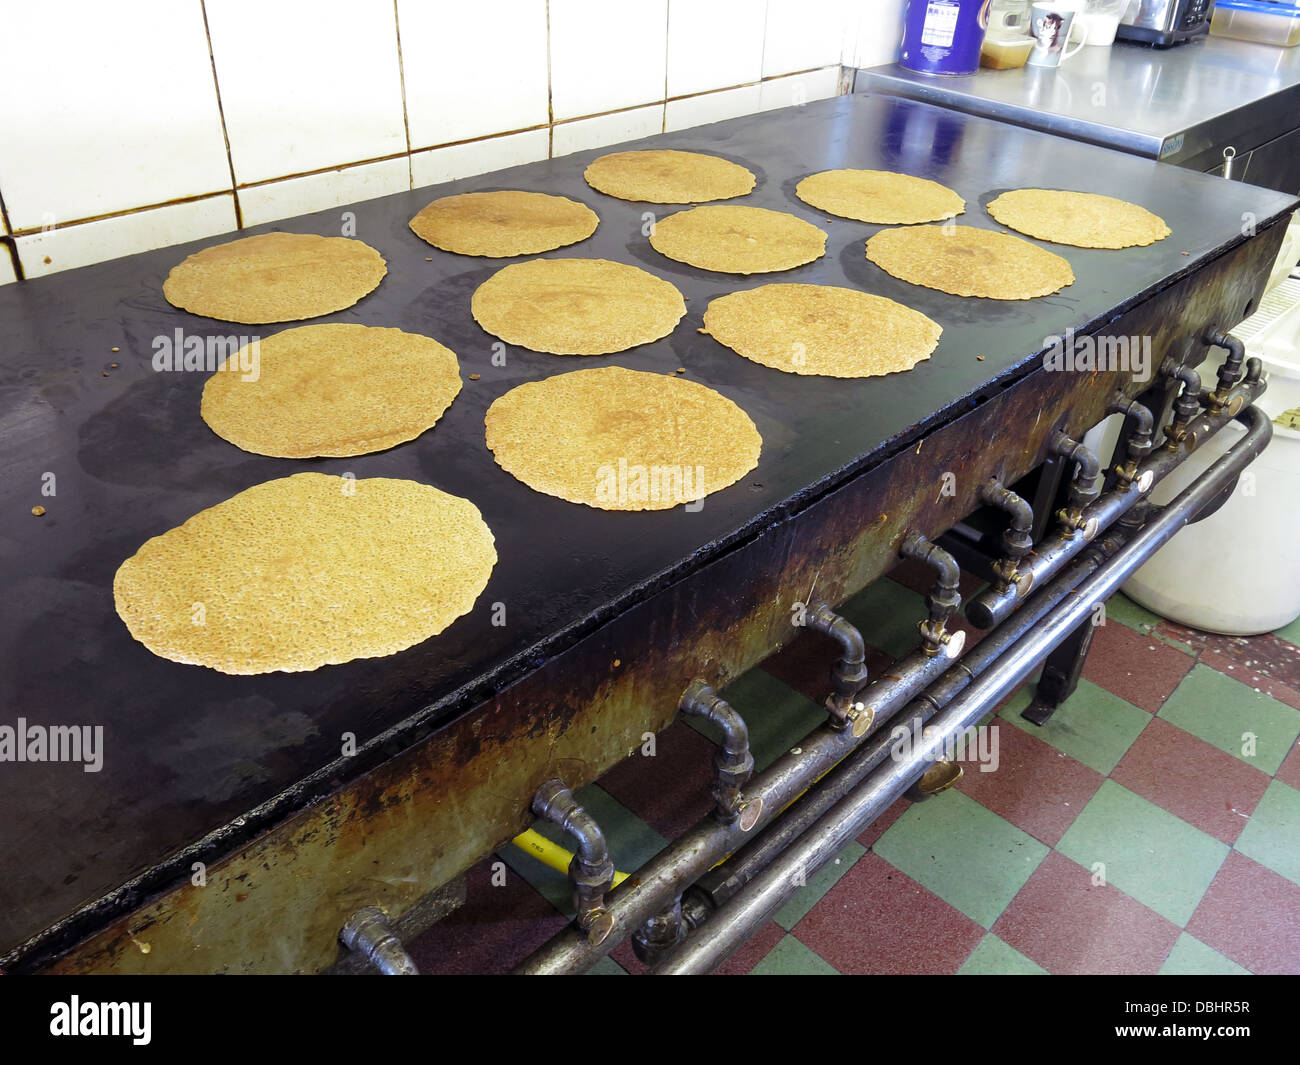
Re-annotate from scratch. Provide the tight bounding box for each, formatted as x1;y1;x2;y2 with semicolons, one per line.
1028;3;1088;66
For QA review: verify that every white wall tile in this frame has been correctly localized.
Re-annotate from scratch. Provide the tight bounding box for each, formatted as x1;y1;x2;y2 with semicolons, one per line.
206;0;407;185
399;1;550;149
758;66;842;112
762;0;850;76
0;246;16;286
550;0;669;120
238;159;411;227
0;1;230;230
850;0;907;68
667;1;765;98
552;106;665;157
17;195;237;279
665;85;762;133
410;129;550;189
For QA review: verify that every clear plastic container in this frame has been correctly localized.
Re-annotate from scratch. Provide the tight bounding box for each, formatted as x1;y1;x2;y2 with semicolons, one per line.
1210;0;1300;47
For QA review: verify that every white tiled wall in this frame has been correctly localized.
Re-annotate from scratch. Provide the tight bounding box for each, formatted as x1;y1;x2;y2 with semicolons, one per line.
0;0;883;284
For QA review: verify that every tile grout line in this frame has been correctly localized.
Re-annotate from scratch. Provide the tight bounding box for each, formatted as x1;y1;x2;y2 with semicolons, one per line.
199;0;243;229
391;0;415;191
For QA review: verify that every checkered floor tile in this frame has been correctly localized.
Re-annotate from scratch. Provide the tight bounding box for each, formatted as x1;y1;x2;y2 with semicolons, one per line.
406;576;1300;975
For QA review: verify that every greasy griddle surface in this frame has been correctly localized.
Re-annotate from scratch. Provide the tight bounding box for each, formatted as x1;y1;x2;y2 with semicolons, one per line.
0;94;1293;954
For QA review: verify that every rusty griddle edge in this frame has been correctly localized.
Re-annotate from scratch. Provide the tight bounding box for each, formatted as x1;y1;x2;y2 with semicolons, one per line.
27;223;1287;974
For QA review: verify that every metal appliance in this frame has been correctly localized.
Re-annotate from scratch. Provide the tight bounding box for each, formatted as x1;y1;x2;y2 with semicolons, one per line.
1117;0;1214;45
0;94;1293;975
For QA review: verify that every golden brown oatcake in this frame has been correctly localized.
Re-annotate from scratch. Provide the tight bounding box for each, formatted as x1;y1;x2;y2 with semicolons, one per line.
408;190;599;256
162;231;387;324
649;205;827;275
866;224;1074;299
986;189;1170;249
113;473;496;675
796;169;965;224
584;149;755;203
471;258;686;354
201;323;462;458
702;283;941;377
484;366;761;511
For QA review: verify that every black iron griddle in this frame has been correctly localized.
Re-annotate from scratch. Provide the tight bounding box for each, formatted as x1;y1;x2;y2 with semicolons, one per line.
1;93;1295;957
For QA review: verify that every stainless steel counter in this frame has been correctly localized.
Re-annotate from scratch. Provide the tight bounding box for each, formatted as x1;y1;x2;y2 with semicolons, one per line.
855;36;1300;189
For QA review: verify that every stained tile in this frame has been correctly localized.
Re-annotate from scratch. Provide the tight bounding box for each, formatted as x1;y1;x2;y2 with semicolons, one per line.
750;934;840;975
0;2;229;228
206;0;407;184
1234;780;1300;886
1273;613;1300;648
773;842;866;930
595;719;715;841
1158;664;1300;775
551;106;666;158
667;1;765;98
757;67;842;112
764;0;854;77
872;789;1048;929
999;679;1150;775
410;129;550;187
405;858;567;974
957;933;1048;975
955;720;1103;847
792;853;986;974
665;85;763;133
398;0;550;148
1200;644;1300;713
1159;933;1251;976
17;195;237;279
1186;851;1300;974
1105;592;1164;633
549;0;668;120
993;851;1181;974
237;158;411;227
1056;780;1228;927
1081;616;1195;712
1110;717;1270;845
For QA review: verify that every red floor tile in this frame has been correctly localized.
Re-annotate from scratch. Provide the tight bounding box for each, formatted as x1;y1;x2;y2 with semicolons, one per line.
1186;851;1300;975
1110;718;1270;845
596;719;716;841
955;721;1103;847
1276;741;1300;792
405;858;567;975
992;851;1181;975
1081;618;1194;713
791;852;985;974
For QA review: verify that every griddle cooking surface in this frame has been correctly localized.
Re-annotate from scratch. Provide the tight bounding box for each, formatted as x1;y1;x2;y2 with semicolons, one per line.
1;94;1294;954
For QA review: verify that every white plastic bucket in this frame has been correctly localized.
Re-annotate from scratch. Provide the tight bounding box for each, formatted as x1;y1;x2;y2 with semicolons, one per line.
1121;359;1300;635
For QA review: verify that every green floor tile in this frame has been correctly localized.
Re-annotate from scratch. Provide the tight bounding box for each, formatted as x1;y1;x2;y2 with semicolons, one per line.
588;955;628;975
999;678;1150;775
1104;593;1163;634
1235;779;1300;887
1272;612;1300;648
1056;780;1228;927
710;669;826;771
958;933;1048;975
773;841;866;931
1159;933;1250;976
873;789;1048;929
751;934;839;975
500;784;667;915
838;579;927;659
1158;665;1300;775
